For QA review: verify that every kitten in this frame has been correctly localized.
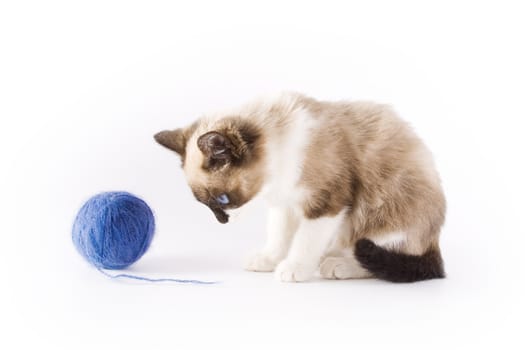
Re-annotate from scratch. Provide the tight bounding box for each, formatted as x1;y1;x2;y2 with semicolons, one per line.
154;93;446;283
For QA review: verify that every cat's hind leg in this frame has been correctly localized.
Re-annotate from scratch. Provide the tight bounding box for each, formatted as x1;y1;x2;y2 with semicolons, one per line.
319;216;372;279
275;210;347;282
320;251;372;279
320;231;408;280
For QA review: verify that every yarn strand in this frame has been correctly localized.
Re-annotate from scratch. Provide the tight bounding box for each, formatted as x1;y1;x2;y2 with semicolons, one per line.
98;268;218;284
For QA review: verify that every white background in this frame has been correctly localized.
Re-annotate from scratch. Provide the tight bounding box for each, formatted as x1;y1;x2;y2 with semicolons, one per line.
2;1;524;349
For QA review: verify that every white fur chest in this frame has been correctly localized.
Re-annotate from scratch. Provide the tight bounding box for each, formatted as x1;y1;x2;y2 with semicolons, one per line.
261;107;316;208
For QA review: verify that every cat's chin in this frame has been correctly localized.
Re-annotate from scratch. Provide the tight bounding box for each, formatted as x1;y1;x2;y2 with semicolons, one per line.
224;208;242;223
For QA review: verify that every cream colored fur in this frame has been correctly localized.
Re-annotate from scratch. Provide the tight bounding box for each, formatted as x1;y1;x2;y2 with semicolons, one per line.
159;92;446;282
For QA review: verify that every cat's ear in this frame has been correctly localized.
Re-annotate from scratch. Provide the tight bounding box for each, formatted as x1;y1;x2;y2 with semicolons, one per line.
154;129;187;156
197;131;234;161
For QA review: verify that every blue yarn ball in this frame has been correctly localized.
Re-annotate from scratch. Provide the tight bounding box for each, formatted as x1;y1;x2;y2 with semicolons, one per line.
72;192;155;270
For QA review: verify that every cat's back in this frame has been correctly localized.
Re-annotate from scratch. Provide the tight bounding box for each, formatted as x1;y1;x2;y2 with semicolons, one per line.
298;96;413;145
299;96;431;168
298;94;443;201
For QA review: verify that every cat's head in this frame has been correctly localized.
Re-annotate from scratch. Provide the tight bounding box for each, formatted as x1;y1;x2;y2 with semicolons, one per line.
154;117;265;223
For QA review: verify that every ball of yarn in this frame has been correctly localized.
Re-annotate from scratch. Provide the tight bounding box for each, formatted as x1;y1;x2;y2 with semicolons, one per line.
72;191;155;270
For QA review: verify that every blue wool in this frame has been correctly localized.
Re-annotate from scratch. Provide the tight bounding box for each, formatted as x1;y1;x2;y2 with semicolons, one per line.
72;192;155;270
72;191;217;284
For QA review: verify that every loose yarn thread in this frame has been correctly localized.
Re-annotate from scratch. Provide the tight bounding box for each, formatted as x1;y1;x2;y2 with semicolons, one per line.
97;268;216;284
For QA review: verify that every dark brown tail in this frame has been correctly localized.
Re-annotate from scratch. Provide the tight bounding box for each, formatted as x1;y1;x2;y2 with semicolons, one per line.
354;239;445;283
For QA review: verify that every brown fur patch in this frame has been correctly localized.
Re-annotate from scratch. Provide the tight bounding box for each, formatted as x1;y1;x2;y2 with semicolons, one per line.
296;96;446;257
184;117;266;223
197;117;263;171
154;121;199;165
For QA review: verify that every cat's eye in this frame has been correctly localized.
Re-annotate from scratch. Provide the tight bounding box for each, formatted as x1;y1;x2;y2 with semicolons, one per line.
216;194;230;205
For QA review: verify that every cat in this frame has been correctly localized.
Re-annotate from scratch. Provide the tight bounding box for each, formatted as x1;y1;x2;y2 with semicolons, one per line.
154;92;446;283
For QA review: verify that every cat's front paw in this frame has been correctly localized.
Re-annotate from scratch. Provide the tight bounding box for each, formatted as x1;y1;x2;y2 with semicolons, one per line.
274;259;315;282
244;252;279;272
